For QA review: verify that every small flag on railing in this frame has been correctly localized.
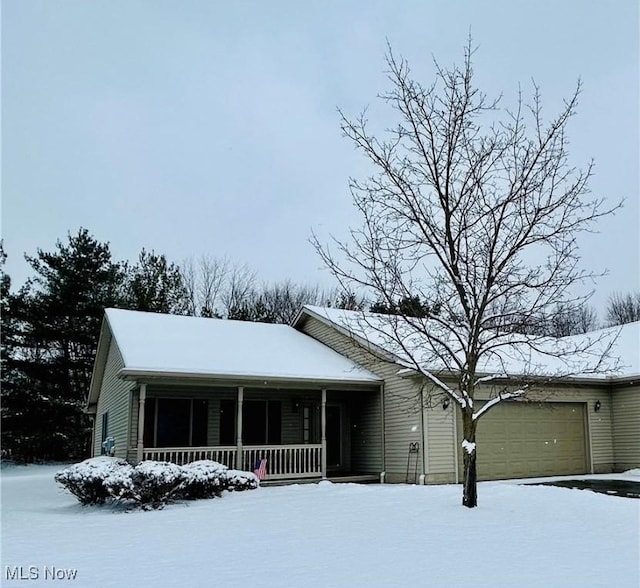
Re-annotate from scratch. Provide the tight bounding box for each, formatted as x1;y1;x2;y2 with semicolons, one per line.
253;458;267;481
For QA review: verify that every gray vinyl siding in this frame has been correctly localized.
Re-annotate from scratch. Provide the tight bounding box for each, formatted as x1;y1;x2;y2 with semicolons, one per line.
424;404;457;483
611;385;640;470
93;339;134;459
299;315;418;482
349;390;383;474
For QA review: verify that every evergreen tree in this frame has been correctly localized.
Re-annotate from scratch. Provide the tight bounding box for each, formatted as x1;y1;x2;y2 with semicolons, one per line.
370;295;436;318
125;249;189;315
1;229;125;461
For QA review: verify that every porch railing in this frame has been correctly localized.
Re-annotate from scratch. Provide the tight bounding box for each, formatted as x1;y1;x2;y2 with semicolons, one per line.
139;444;323;480
243;444;322;479
142;446;238;468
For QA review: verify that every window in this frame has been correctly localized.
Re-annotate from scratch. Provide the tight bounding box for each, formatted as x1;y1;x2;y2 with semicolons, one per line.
219;399;236;445
242;400;281;445
100;412;109;454
143;398;209;448
302;405;320;443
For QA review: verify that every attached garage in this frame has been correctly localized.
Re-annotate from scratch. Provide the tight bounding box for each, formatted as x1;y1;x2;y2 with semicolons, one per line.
458;401;588;481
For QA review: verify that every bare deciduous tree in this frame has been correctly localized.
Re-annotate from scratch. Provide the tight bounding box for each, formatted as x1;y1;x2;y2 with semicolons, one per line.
180;255;230;317
257;281;331;324
547;304;599;337
605;292;640;326
313;42;618;507
198;255;229;317
180;256;338;322
222;263;258;320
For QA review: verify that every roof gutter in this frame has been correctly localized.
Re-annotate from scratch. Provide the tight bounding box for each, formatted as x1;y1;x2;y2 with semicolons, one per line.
396;367;634;388
118;368;381;389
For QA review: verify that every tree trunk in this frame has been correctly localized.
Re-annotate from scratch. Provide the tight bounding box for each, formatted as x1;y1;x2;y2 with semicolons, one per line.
461;409;478;508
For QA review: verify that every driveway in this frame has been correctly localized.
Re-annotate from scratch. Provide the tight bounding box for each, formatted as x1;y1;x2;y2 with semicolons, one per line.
527;478;640;498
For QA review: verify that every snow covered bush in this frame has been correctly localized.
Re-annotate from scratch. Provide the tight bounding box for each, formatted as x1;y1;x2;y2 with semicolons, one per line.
179;460;229;500
56;458;259;509
102;463;135;500
55;457;131;505
129;461;185;507
226;469;259;492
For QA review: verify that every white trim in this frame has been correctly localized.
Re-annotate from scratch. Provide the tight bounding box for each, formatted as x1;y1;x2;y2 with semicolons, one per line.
236;387;244;470
136;384;147;463
585;400;595;474
321;389;327;478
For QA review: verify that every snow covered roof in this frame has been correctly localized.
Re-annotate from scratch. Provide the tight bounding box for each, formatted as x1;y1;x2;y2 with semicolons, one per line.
297;305;640;382
102;308;381;385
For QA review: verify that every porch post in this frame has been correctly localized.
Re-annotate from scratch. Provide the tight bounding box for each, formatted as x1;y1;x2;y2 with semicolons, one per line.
136;383;146;463
236;386;244;470
321;388;327;479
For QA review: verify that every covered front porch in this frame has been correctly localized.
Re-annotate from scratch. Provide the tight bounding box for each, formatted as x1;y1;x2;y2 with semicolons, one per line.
127;382;383;482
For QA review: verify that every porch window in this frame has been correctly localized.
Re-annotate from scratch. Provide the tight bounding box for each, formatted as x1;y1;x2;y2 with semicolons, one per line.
218;399;282;445
302;405;320;443
219;399;236;445
243;400;282;445
143;398;208;448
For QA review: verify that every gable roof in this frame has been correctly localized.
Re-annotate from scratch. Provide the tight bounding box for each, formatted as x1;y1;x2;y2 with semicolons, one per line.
97;308;381;387
295;305;640;383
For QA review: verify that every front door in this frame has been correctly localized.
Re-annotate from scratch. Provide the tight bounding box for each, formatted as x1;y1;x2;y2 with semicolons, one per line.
326;405;342;469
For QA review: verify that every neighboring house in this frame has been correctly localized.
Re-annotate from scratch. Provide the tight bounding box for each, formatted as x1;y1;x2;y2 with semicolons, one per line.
88;307;640;483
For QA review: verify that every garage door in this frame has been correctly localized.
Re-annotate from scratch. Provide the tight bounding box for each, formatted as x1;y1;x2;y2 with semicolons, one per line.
458;402;588;480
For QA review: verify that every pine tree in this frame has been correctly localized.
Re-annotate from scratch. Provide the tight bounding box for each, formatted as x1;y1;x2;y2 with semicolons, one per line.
1;229;126;461
125;249;189;315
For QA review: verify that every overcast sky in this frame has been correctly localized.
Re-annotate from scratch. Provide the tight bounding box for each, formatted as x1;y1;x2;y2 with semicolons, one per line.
2;1;638;312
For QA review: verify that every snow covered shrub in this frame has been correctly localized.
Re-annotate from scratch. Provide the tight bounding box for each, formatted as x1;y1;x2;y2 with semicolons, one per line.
226;469;259;491
179;460;229;500
130;461;185;507
102;463;135;500
55;457;131;505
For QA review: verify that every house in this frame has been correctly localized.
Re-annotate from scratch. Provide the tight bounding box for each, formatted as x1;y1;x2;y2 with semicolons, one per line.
87;306;640;483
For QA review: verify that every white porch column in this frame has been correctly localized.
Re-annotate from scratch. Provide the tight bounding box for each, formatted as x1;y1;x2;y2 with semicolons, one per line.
236;387;244;470
321;389;327;479
136;383;147;463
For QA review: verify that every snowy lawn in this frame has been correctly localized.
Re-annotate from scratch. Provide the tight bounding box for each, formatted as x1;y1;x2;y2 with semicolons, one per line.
2;465;638;588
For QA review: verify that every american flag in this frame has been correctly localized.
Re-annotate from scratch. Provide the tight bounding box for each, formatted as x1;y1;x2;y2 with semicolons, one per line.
253;458;267;481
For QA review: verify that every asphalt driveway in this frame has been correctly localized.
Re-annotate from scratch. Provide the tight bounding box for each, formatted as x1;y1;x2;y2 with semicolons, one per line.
527;478;640;498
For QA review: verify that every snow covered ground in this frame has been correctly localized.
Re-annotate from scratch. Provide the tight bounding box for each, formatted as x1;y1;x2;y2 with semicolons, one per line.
2;465;638;587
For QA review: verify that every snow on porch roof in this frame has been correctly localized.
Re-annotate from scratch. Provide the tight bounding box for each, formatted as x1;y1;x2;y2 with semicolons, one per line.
104;308;381;385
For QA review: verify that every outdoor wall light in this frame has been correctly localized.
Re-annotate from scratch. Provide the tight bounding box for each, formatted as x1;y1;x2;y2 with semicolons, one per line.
594;400;601;412
442;397;451;410
291;400;300;414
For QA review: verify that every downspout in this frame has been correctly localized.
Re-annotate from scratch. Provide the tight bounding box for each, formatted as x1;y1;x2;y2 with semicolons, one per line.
419;386;427;484
379;383;386;483
452;403;459;484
